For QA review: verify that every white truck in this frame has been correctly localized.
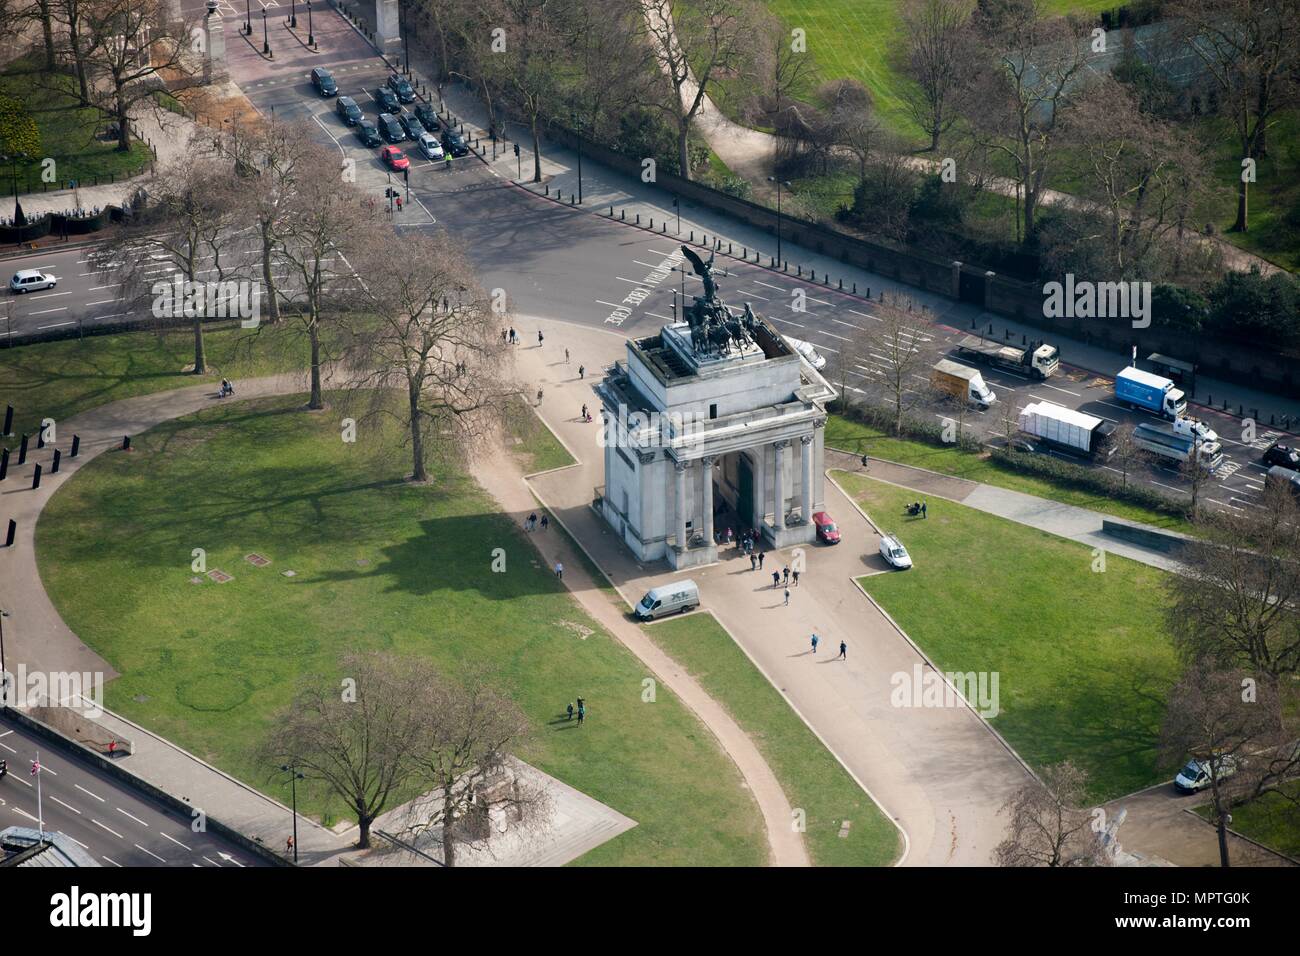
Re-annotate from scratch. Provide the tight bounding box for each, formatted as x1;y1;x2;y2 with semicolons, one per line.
956;334;1059;380
1018;401;1117;460
1134;420;1223;469
930;359;996;409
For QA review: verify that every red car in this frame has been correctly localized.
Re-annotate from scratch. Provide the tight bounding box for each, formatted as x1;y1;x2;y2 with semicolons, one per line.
380;145;410;171
813;511;840;544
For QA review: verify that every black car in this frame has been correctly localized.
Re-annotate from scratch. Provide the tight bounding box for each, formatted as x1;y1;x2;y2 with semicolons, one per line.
441;130;469;157
335;95;363;126
1266;465;1300;497
355;120;381;148
311;67;337;96
373;87;401;114
398;113;426;140
1262;441;1300;471
378;113;405;144
387;73;416;104
414;103;440;133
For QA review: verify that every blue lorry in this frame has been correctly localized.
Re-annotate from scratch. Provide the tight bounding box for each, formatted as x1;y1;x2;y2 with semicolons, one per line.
1114;366;1186;420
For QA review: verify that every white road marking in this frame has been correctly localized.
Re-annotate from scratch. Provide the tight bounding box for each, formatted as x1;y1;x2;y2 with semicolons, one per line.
76;783;106;802
91;818;124;839
160;831;193;851
37;321;74;328
116;807;149;827
102;856;121;867
85;298;123;306
135;843;166;863
50;796;81;815
31;308;69;317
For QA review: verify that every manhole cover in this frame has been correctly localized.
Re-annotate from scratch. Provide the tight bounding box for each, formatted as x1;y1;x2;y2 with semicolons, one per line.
245;553;270;567
207;569;233;583
281;569;297;577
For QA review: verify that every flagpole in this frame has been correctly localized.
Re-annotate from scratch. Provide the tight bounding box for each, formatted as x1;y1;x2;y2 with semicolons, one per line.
34;751;43;843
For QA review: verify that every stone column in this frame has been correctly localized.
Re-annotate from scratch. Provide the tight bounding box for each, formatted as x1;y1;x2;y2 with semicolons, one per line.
772;440;789;532
674;459;688;550
800;435;813;522
203;10;229;85
701;456;715;545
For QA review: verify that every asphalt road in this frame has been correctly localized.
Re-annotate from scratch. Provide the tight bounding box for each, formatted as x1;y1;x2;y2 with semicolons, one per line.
0;714;265;867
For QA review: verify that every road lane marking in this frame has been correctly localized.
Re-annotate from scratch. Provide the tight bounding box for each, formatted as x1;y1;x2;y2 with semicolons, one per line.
31;308;69;316
76;783;105;802
85;298;124;306
92;819;124;839
37;321;73;328
50;796;81;814
135;843;166;863
160;831;193;851
102;856;121;867
116;807;149;827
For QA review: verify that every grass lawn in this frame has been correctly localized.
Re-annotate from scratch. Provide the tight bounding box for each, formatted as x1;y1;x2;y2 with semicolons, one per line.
506;398;576;474
36;394;769;865
1201;782;1300;861
0;56;152;193
825;414;1192;532
646;613;900;865
837;470;1179;800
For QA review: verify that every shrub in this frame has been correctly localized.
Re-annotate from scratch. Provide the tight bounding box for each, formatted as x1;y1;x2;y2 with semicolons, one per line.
987;447;1186;516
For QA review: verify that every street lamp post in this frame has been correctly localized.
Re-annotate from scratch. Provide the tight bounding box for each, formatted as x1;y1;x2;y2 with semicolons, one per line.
262;9;270;55
572;112;583;204
767;177;790;267
307;0;314;47
288;0;296;28
244;0;251;35
672;196;680;234
1;609;10;708
279;764;303;863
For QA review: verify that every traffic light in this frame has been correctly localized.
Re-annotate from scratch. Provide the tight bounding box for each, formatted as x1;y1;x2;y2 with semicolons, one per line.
385;187;395;198
403;167;409;182
513;143;520;157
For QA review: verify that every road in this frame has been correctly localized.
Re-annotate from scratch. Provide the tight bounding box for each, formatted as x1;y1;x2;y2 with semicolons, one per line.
0;714;265;866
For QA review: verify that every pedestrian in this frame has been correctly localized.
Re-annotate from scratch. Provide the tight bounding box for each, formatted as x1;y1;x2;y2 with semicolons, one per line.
922;500;928;519
581;403;589;421
784;587;790;606
509;326;516;344
772;570;780;589
783;567;790;585
725;527;733;545
286;836;294;855
538;330;544;346
526;512;537;531
566;702;574;721
540;514;549;531
577;702;585;725
555;560;564;579
445;155;453;171
395;195;403;211
861;453;869;468
811;633;819;654
758;551;765;569
537;387;544;405
565;348;570;364
792;569;800;587
750;553;757;571
838;640;846;660
502;329;508;345
578;364;585;379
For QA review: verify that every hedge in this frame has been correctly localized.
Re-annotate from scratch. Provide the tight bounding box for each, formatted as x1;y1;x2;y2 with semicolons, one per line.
830;398;984;454
987;447;1187;517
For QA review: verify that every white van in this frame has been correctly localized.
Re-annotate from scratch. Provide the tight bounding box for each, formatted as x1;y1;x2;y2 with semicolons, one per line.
634;580;700;620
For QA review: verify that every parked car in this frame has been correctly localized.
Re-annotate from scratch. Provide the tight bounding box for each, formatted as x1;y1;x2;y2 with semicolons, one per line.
441;129;469;157
311;67;337;96
634;580;700;620
398;113;426;140
812;511;841;545
417;132;444;161
373;86;401;114
387;73;416;103
414;103;441;133
335;95;363;126
879;533;912;570
378;113;405;144
380;145;410;172
1174;755;1238;793
354;120;381;148
9;269;57;293
1263;441;1300;471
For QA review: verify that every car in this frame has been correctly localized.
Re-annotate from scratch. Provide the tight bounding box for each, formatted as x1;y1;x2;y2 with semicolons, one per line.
380;145;410;172
311;67;337;96
812;511;840;545
354;120;381;148
373;86;401;114
387;73;416;103
441;129;469;157
417;132;444;161
335;95;363;126
879;533;912;570
398;113;426;140
378;113;405;144
1262;441;1300;471
1266;465;1300;497
414;103;441;133
1174;755;1238;793
9;269;57;293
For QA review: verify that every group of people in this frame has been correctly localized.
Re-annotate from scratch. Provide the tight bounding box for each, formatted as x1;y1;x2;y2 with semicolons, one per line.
524;512;548;532
565;696;587;725
906;500;928;519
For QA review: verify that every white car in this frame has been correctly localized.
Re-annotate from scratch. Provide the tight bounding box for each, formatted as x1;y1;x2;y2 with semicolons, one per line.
785;335;827;371
879;533;912;570
417;132;444;161
1174;755;1238;793
9;269;58;293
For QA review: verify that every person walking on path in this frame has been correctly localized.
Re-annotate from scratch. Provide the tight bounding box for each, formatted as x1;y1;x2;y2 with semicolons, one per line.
783;587;790;606
509;326;517;344
566;702;574;721
536;387;544;406
792;569;800;587
921;500;928;519
565;348;570;364
838;640;846;660
758;551;765;570
771;570;780;589
577;702;585;725
555;560;564;579
526;512;537;532
540;514;549;531
538;330;545;347
782;567;790;586
750;553;757;571
578;364;585;379
811;633;820;654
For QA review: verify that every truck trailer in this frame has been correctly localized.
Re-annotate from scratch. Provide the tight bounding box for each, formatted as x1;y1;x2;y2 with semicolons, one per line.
1115;366;1187;420
930;360;996;409
1018;401;1117;460
955;334;1060;380
1133;420;1223;469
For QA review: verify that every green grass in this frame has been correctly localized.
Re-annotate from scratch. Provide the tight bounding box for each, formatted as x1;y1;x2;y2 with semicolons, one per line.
838;471;1178;800
1201;782;1300;860
825;413;1192;532
0;56;152;193
506;398;576;474
646;613;900;865
36;395;769;865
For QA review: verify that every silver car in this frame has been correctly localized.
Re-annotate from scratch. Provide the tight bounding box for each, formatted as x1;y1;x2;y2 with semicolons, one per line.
418;132;444;161
10;269;58;293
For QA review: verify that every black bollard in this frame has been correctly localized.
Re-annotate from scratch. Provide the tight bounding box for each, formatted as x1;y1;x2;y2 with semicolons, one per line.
0;447;7;481
36;429;44;449
620;209;625;220
32;463;41;489
4;519;14;548
122;435;131;451
71;435;79;458
52;449;61;473
2;404;11;436
18;434;28;465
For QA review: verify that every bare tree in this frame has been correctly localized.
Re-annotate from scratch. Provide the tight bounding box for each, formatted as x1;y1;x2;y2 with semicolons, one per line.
897;0;973;151
1177;452;1214;521
864;299;931;435
1164;482;1300;679
403;668;550;867
823;79;880;184
263;652;437;850
749;5;815;128
345;229;514;483
995;761;1108;867
1109;422;1148;490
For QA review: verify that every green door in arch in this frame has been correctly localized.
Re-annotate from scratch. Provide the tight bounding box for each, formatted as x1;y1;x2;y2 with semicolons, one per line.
738;453;754;529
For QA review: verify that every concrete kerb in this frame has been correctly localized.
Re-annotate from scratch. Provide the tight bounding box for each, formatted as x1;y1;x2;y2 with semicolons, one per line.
827;470;1041;785
825;446;981;495
1;705;291;867
1177;806;1300;867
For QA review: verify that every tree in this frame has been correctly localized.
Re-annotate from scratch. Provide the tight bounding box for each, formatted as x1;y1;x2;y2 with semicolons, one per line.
995;760;1108;867
1164;482;1300;679
263;652;437;850
822;79;879;184
1177;452;1214;521
860;299;931;436
1109;422;1148;490
0;93;42;161
403;668;550;866
897;0;973;151
640;0;757;181
345;229;514;483
480;0;564;183
53;0;94;102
